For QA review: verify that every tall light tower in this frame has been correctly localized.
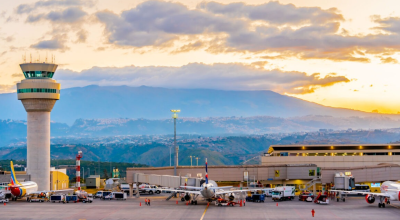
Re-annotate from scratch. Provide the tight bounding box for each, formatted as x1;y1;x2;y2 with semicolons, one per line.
171;110;180;176
17;60;60;191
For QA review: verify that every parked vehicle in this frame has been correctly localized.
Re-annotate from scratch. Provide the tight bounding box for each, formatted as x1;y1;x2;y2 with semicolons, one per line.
139;185;161;194
272;187;295;201
315;194;329;205
27;192;48;203
161;187;172;193
251;194;265;203
76;191;93;203
215;198;237;206
0;191;9;203
262;188;274;197
299;192;314;201
104;192;127;200
94;191;112;199
50;194;65;203
64;195;78;203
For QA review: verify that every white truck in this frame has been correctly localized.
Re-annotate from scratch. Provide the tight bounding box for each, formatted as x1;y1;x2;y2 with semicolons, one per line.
104;192;127;200
139;185;161;194
272;186;295;201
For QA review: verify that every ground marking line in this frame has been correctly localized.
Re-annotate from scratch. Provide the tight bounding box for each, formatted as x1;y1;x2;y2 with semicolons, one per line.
200;202;210;220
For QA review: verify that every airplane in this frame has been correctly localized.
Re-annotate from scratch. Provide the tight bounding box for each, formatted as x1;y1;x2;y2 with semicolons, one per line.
8;161;38;200
330;181;400;208
168;159;249;204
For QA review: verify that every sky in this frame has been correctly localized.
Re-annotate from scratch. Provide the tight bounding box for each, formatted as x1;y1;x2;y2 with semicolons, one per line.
1;0;400;114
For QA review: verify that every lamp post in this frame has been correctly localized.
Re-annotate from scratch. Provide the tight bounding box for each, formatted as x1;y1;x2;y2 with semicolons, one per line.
189;156;193;167
195;157;200;166
171;110;180;176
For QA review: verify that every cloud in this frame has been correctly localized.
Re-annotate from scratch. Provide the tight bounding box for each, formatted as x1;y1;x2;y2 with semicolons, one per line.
31;38;67;50
27;7;87;23
94;1;400;63
17;0;93;14
373;16;400;34
0;85;15;93
56;63;349;94
198;1;344;25
95;1;246;47
11;73;23;78
380;56;398;64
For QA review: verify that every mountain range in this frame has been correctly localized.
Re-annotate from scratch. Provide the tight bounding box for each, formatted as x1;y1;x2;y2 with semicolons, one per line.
0;85;396;125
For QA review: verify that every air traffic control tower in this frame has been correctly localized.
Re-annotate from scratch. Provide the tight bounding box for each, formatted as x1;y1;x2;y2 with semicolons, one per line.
16;62;60;191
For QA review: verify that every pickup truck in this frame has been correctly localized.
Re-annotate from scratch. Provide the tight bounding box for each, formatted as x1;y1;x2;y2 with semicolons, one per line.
139;185;161;194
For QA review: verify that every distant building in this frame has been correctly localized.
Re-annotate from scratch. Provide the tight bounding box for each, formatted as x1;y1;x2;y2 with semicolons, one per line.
50;167;69;190
86;175;101;189
263;144;400;167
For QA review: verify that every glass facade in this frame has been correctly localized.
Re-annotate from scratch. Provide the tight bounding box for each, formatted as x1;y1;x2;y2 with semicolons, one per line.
17;88;59;94
23;71;55;78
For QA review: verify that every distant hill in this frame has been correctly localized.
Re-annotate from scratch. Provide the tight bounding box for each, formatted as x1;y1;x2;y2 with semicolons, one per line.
1;115;400;147
0;85;394;124
2;130;400;166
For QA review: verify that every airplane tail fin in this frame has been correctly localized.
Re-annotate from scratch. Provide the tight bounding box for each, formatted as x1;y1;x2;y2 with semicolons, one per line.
10;161;21;186
205;158;208;184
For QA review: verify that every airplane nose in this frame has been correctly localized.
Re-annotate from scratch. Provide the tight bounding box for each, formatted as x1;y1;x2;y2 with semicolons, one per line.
10;187;21;197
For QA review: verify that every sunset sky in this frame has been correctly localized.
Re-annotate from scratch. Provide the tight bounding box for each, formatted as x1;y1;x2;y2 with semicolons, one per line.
1;0;400;114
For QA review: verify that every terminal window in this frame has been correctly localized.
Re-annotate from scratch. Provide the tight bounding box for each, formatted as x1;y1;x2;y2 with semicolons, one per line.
18;88;58;94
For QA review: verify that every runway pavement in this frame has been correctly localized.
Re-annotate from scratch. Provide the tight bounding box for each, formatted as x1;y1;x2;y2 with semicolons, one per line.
1;194;400;220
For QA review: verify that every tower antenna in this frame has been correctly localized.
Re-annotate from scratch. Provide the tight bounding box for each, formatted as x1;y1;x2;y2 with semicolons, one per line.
30;53;32;63
45;52;48;63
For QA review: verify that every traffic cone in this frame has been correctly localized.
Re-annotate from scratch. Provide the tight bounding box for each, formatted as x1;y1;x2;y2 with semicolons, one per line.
3;203;5;206
140;202;141;206
186;202;188;205
276;202;278;206
176;201;178;204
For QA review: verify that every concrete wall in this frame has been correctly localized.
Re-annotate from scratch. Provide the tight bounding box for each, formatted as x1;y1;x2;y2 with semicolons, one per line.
126;165;317;183
321;165;400;184
262;155;400;167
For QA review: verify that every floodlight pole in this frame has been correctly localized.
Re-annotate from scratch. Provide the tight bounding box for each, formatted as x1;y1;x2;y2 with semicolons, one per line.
171;110;180;176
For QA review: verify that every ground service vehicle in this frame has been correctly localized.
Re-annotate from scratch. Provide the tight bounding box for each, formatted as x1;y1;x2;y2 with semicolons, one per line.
50;194;65;203
95;191;112;199
272;187;295;201
27;192;48;203
139;185;161;194
104;192;127;200
215;198;236;206
315;194;329;205
0;191;9;203
354;184;370;193
262;188;274;197
299;192;314;201
64;195;78;203
252;194;265;203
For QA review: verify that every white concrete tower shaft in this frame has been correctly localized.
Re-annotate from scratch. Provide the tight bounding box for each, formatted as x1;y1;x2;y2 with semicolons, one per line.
17;63;60;191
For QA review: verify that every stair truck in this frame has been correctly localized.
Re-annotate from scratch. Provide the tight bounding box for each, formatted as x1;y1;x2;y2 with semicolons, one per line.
272;186;295;201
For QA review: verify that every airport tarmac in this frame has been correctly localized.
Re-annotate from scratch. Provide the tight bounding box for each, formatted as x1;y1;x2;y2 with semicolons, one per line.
1;194;400;220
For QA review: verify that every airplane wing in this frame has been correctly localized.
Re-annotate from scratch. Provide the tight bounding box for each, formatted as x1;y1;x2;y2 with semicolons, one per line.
215;190;251;195
179;186;203;190
329;190;389;197
167;189;202;195
210;186;233;190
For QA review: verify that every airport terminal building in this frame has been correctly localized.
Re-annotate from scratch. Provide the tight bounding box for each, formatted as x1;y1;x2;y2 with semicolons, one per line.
262;144;400;167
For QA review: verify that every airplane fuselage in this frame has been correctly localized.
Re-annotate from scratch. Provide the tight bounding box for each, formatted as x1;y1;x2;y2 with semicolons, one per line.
10;181;38;197
380;181;400;201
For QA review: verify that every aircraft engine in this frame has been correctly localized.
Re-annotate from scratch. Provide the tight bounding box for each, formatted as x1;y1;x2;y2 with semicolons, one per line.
365;195;375;204
228;194;235;201
184;193;191;201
